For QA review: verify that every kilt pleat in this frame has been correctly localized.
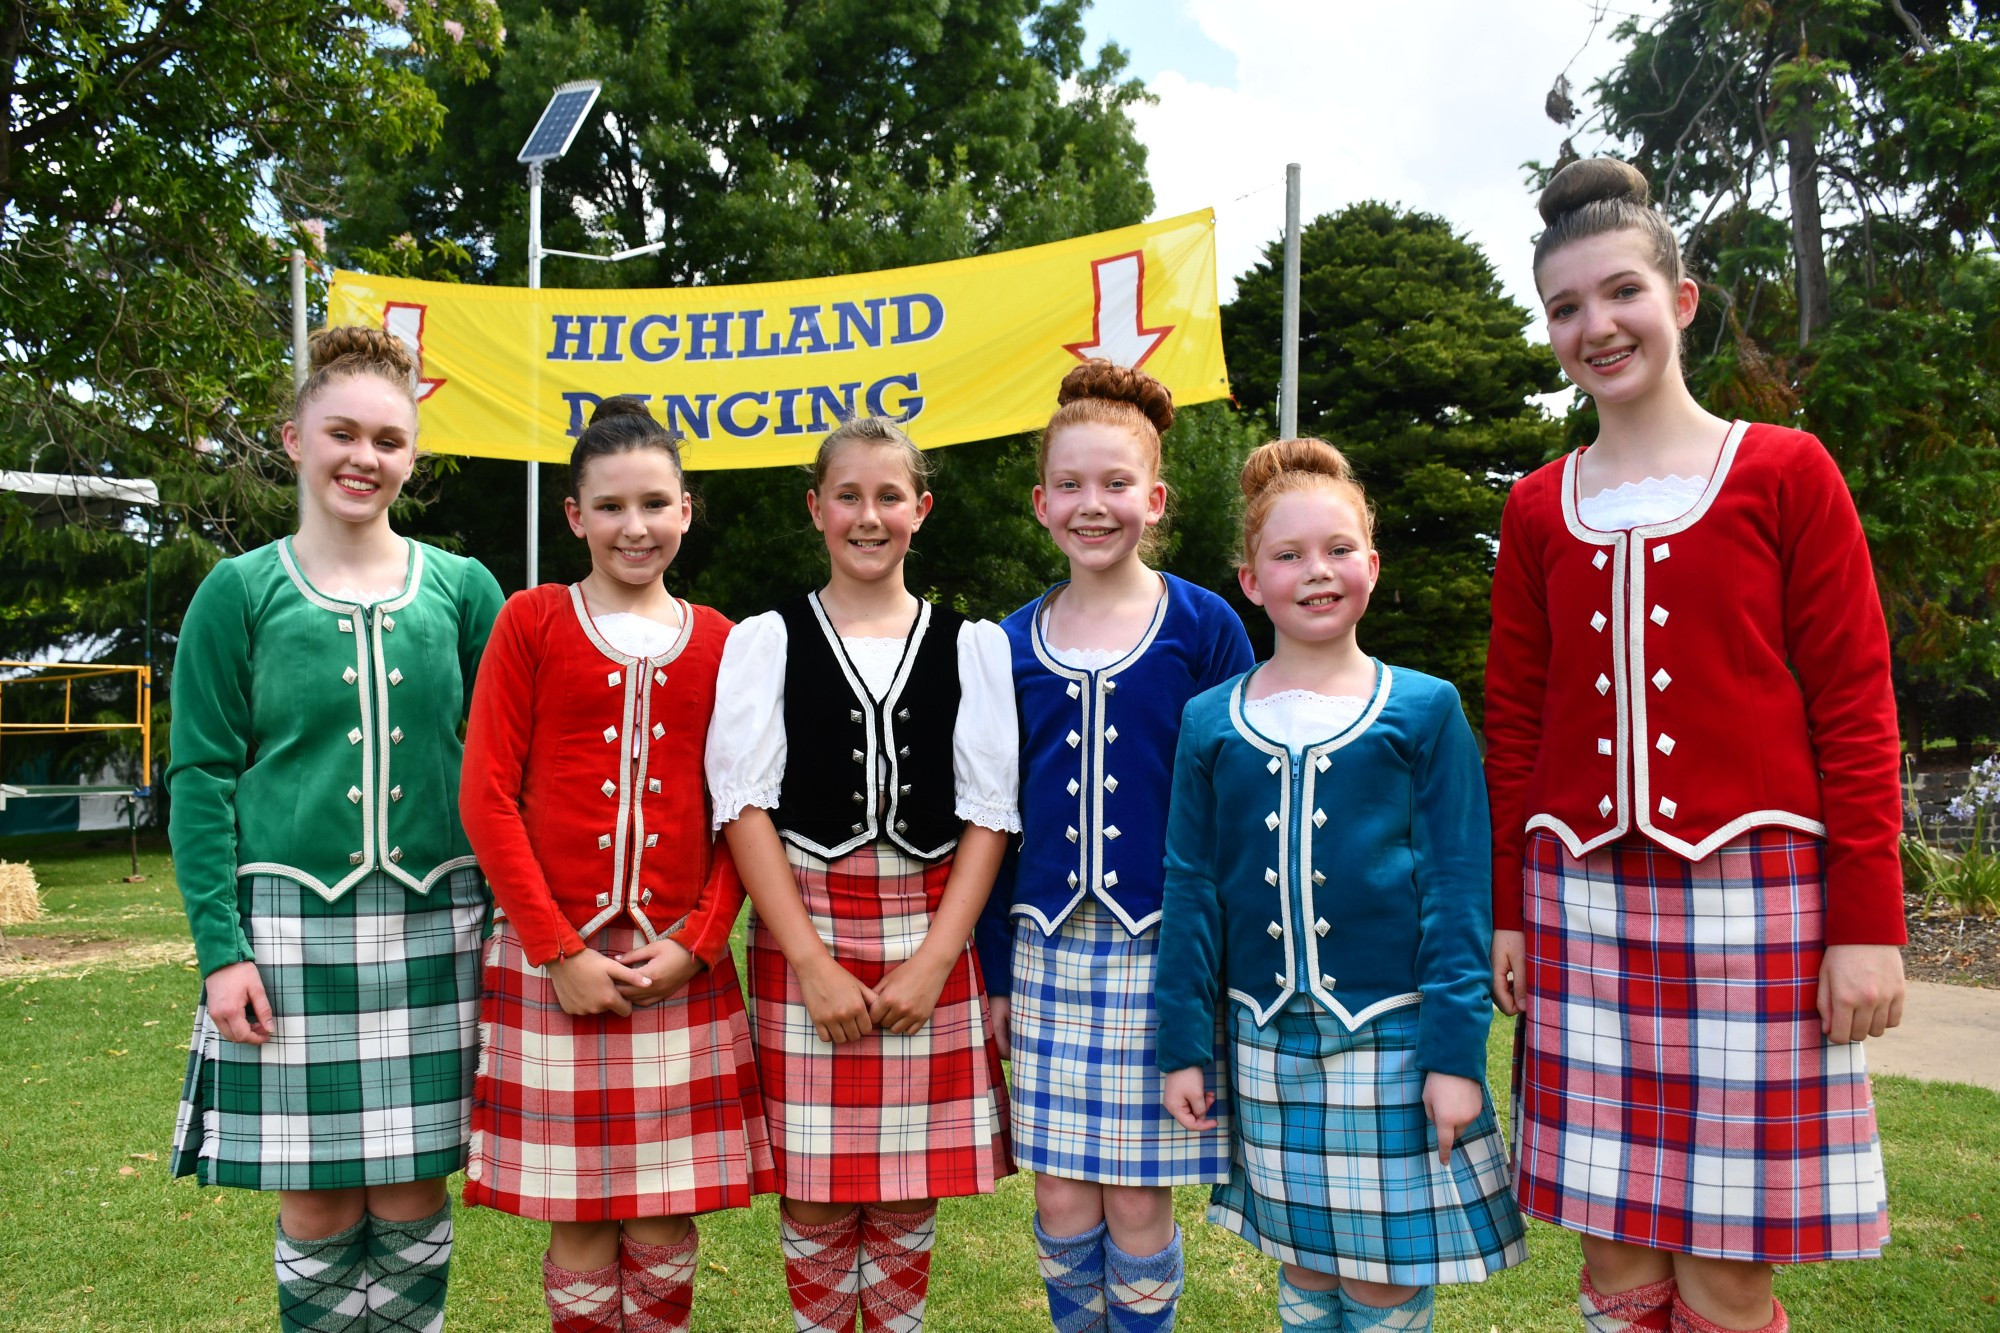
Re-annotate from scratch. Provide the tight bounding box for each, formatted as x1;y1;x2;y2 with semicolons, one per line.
1512;828;1891;1263
171;866;488;1191
747;841;1012;1203
463;921;775;1222
1211;1002;1527;1285
1008;898;1233;1187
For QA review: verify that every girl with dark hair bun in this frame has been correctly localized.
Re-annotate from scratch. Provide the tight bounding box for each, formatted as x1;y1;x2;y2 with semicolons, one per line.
169;326;504;1331
1485;159;1905;1333
458;396;774;1332
707;415;1018;1333
977;359;1253;1333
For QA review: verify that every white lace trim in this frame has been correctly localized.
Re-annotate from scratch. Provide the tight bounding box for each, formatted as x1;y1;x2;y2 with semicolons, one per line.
326;585;406;606
839;635;909;698
956;796;1024;836
1577;474;1709;531
1243;690;1369;751
595;611;683;659
710;783;783;829
1044;644;1125;670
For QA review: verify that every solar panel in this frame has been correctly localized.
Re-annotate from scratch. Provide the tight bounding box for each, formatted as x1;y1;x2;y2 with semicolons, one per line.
518;81;602;164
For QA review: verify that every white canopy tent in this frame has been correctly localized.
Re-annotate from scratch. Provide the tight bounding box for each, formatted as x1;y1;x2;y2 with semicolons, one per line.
0;470;160;507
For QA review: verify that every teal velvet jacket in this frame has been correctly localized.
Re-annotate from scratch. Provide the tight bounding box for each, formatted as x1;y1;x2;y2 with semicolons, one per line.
1154;661;1495;1081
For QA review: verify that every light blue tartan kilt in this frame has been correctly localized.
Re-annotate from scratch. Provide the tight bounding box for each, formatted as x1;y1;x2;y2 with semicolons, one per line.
1210;1000;1528;1286
1008;897;1232;1186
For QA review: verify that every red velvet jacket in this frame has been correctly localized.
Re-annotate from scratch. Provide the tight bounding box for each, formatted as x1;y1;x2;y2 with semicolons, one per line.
460;583;743;967
1483;421;1905;945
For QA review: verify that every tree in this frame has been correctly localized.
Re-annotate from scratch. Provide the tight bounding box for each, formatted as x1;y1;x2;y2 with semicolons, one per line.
1;0;503;796
1569;0;2000;744
333;0;1179;621
1223;204;1565;713
0;1;501;644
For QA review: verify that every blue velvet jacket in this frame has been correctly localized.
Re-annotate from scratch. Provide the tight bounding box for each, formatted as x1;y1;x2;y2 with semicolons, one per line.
1153;661;1495;1081
976;573;1253;995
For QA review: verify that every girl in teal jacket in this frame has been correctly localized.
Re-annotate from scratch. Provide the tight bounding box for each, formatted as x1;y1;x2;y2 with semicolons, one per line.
1156;438;1524;1333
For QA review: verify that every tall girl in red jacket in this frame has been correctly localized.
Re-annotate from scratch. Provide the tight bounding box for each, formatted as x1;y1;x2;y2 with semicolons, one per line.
1485;159;1906;1333
459;398;775;1333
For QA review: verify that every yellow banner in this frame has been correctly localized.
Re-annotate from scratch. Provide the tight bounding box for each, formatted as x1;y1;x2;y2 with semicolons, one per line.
326;210;1228;470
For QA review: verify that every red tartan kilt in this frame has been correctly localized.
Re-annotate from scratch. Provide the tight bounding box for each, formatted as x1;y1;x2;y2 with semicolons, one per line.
1511;828;1889;1263
749;840;1013;1203
464;921;776;1222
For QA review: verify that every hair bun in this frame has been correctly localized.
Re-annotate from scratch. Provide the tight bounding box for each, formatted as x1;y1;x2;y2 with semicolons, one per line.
1239;438;1354;502
1057;358;1175;435
308;326;418;384
1538;158;1650;227
589;396;655;427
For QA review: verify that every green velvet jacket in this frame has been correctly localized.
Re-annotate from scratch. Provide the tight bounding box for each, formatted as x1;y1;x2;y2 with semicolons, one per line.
167;537;503;976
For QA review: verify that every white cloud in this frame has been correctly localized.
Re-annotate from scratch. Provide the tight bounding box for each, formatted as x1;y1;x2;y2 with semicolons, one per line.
1124;0;1665;313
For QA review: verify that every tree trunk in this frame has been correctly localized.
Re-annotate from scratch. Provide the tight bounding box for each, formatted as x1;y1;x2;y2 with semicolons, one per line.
1787;101;1831;348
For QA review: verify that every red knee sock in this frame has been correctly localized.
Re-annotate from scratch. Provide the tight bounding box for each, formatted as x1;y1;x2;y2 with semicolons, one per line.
781;1209;861;1333
859;1203;937;1333
1580;1268;1677;1332
620;1227;697;1333
1670;1295;1787;1333
542;1253;620;1333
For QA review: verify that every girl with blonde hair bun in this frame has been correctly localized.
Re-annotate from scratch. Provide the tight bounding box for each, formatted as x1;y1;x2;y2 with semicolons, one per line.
170;327;504;1331
1156;437;1524;1332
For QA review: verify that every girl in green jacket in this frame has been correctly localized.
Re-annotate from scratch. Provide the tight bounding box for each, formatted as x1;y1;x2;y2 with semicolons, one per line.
168;327;504;1333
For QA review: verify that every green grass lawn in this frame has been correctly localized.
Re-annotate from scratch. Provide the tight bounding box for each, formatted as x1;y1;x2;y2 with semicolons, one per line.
2;833;1997;1330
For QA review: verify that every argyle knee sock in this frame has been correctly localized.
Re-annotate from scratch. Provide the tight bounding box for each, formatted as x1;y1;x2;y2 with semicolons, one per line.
1103;1227;1183;1333
1338;1284;1433;1333
1670;1295;1787;1333
364;1202;452;1333
276;1215;371;1332
1277;1270;1343;1329
859;1203;936;1333
542;1253;620;1333
1034;1215;1108;1333
780;1208;861;1333
1581;1268;1677;1332
620;1226;698;1333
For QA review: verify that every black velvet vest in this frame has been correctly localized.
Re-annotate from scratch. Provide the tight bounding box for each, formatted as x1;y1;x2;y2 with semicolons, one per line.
773;594;965;860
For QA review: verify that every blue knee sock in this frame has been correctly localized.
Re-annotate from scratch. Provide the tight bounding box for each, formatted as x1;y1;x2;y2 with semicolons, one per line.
1339;1284;1433;1333
1034;1215;1107;1333
1278;1270;1343;1329
1103;1226;1183;1333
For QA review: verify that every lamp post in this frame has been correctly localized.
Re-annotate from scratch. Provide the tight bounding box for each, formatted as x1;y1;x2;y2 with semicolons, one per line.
515;81;663;586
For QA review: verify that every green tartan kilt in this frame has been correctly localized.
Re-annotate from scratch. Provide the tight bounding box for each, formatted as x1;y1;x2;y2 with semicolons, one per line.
171;865;489;1191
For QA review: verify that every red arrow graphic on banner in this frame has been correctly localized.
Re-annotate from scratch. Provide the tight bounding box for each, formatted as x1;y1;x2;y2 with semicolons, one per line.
383;302;447;402
1063;250;1174;369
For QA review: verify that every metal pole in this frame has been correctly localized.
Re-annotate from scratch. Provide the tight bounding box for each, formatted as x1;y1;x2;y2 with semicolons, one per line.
526;163;544;588
1279;163;1301;440
291;248;309;394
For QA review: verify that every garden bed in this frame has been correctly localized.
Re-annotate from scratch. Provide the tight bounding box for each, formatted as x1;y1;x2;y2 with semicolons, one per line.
1904;891;2000;988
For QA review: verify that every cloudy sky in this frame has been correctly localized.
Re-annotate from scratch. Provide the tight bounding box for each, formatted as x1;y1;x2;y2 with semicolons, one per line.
1078;0;1668;316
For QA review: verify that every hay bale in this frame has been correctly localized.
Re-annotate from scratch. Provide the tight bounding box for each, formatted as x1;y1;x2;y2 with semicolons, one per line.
0;860;42;926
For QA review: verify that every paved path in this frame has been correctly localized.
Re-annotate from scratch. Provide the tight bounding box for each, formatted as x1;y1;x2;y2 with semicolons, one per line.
1865;980;2000;1093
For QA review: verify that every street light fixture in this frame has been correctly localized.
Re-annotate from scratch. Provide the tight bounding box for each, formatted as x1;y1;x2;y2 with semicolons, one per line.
515;81;665;586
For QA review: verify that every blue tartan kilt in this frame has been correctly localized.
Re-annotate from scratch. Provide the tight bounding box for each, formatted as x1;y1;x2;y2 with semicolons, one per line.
1007;898;1232;1186
1211;1000;1527;1286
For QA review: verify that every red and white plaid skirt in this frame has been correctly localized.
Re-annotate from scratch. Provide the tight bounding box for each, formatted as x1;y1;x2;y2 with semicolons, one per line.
1512;829;1890;1262
464;921;776;1222
748;840;1013;1203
